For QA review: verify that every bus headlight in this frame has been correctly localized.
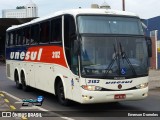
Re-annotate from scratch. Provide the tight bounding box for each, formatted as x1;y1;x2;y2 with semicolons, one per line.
136;83;148;89
82;85;102;91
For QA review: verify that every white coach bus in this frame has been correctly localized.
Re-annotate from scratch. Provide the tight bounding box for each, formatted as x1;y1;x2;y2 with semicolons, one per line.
6;9;152;105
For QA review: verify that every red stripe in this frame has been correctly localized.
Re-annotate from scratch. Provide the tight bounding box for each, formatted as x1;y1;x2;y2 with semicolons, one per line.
24;46;68;68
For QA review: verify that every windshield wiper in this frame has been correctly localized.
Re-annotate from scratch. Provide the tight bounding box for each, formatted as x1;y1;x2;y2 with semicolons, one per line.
106;44;120;75
119;42;137;76
106;43;137;77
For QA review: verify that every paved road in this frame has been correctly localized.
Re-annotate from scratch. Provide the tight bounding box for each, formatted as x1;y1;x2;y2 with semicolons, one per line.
0;64;160;120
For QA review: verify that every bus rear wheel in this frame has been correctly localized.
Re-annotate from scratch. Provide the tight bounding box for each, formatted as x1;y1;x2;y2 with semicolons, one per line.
14;71;22;89
57;80;70;106
21;72;29;91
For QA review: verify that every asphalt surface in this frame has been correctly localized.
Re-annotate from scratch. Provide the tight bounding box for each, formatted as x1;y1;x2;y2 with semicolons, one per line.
0;63;160;120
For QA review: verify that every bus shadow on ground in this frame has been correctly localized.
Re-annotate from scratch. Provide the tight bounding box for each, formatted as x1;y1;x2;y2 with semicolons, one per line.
53;102;144;117
9;84;146;117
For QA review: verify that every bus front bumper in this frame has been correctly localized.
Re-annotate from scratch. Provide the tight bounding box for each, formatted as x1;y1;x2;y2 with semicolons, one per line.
80;87;148;104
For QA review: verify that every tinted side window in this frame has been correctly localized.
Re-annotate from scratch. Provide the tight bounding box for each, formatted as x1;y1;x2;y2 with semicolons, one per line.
51;17;62;43
23;27;30;45
40;21;50;43
31;24;39;44
10;31;15;46
15;30;18;45
17;29;23;45
6;32;10;46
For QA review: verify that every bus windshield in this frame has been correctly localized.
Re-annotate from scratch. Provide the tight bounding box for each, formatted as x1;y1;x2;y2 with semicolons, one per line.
80;36;148;79
78;16;144;35
77;16;148;79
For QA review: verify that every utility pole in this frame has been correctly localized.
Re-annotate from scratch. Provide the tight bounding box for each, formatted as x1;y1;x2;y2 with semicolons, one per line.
122;0;125;11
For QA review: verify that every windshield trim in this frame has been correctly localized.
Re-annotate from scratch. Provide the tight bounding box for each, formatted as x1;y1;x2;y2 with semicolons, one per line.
78;33;144;38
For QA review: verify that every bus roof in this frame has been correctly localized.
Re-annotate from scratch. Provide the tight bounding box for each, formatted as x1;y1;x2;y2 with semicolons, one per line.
7;8;139;31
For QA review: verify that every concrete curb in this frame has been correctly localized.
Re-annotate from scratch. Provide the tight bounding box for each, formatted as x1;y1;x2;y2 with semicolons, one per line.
149;77;160;81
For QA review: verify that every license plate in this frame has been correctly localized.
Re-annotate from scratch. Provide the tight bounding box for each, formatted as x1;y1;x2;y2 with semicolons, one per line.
114;94;126;99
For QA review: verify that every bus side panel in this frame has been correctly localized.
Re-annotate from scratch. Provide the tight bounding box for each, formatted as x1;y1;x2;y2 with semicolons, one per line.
69;73;82;103
23;62;35;87
6;60;19;82
6;61;13;81
52;65;73;99
52;65;83;103
34;63;55;93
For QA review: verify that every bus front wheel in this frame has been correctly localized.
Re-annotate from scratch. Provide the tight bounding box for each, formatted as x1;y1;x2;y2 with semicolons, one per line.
57;80;70;106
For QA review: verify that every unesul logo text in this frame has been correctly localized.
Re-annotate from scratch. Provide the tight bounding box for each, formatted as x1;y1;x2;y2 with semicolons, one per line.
106;80;133;84
10;48;43;61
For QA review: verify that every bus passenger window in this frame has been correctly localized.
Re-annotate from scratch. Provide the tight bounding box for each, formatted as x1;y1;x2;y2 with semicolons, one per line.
10;32;15;46
31;24;39;44
17;29;23;45
24;27;30;45
6;32;10;46
22;29;26;45
51;17;62;43
15;31;18;45
22;30;25;45
40;21;50;43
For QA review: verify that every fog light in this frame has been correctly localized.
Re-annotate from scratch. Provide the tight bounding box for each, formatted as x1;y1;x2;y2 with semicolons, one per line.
82;95;93;100
142;93;148;97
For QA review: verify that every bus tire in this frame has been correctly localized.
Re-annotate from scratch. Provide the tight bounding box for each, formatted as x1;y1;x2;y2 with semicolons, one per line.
21;71;29;91
56;80;70;106
14;70;22;89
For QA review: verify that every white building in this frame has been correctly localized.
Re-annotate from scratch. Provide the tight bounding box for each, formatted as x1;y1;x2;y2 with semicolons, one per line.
100;2;111;9
2;0;38;18
91;2;111;9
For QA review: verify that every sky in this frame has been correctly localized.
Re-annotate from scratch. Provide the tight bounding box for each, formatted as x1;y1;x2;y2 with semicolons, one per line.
0;0;159;19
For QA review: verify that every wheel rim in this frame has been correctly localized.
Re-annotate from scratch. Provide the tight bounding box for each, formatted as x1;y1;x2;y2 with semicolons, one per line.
15;73;19;86
21;74;26;89
21;78;25;86
59;82;65;101
16;80;19;86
